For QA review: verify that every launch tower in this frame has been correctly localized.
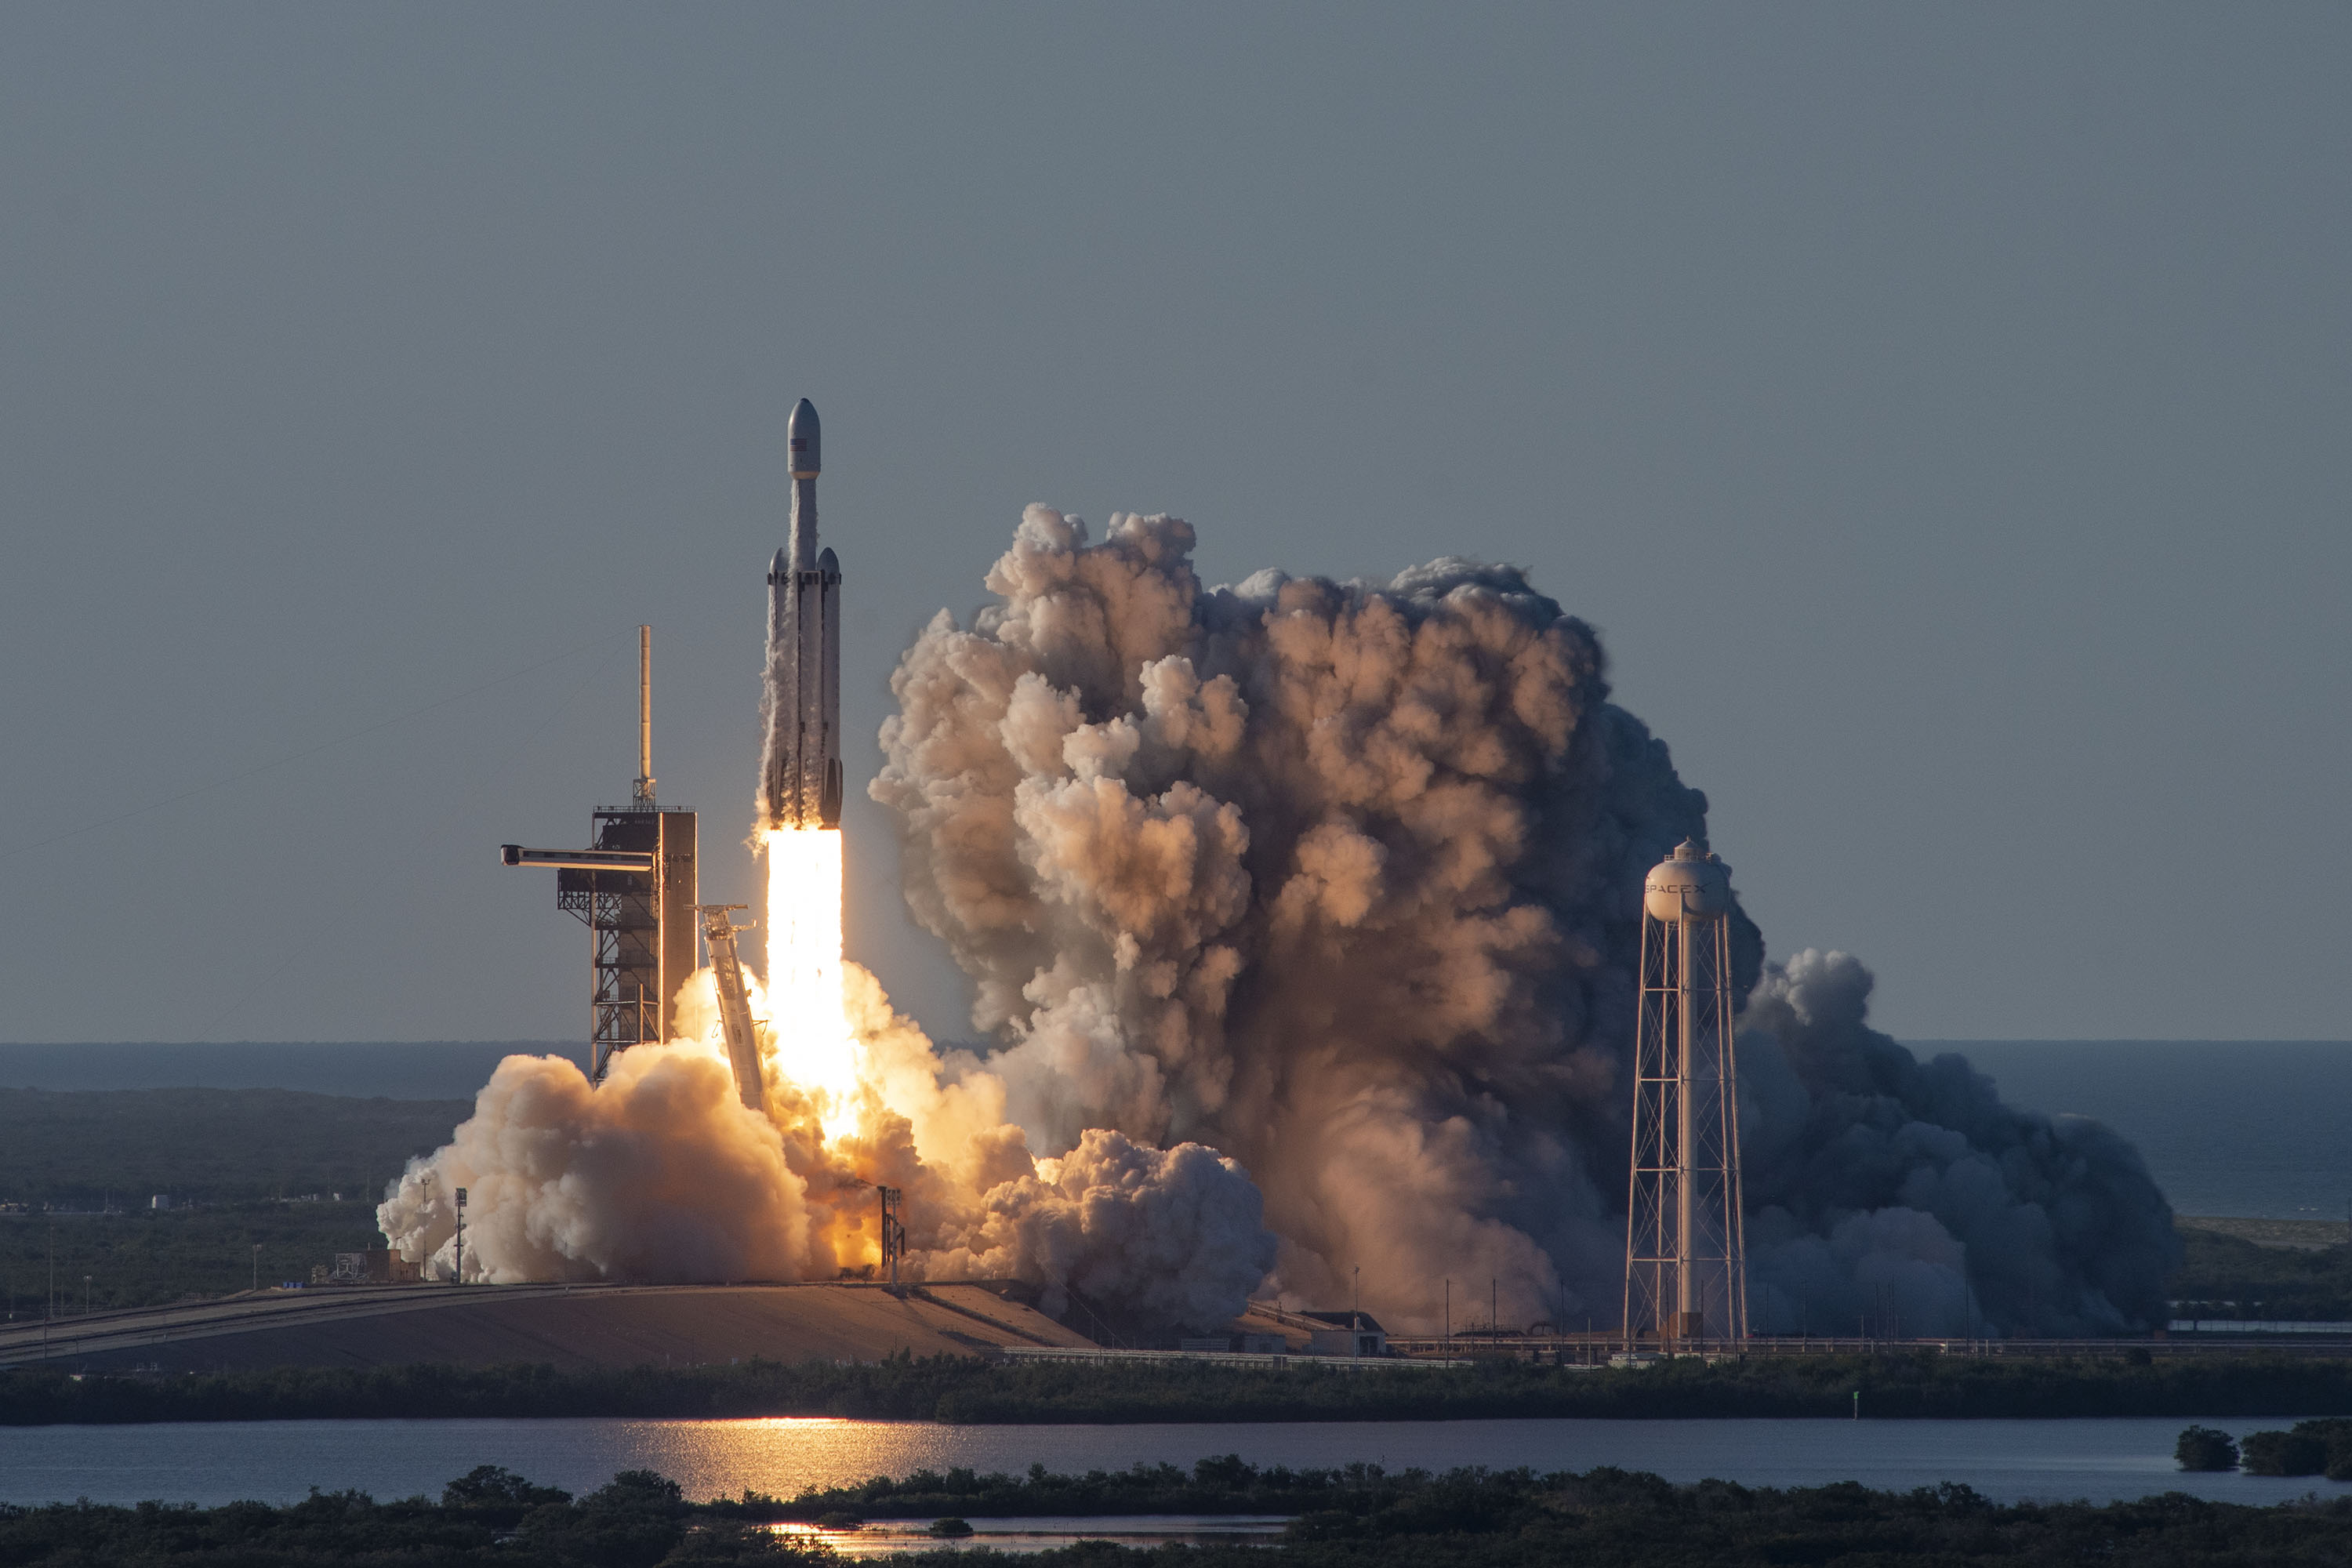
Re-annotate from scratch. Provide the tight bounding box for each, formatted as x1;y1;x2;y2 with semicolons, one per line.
500;627;699;1080
1622;840;1748;1348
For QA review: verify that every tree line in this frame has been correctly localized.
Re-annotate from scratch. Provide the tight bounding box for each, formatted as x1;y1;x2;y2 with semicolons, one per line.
5;1457;2352;1566
8;1350;2352;1425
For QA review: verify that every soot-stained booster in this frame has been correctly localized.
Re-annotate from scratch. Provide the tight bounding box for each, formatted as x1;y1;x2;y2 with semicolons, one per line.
763;398;844;828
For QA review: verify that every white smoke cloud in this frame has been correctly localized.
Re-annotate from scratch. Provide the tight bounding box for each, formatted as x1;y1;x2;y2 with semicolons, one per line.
376;1040;810;1285
384;503;2175;1340
915;1129;1277;1324
872;507;2176;1334
379;958;1276;1327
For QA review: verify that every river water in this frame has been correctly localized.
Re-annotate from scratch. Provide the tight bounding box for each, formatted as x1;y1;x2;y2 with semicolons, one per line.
0;1415;2345;1509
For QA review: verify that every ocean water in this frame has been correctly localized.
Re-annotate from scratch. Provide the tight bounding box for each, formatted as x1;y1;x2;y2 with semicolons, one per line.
0;1414;2343;1509
1917;1040;2352;1221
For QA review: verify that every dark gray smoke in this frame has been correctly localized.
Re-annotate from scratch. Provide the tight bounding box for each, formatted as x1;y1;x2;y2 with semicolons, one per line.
875;507;2176;1334
1737;949;2178;1335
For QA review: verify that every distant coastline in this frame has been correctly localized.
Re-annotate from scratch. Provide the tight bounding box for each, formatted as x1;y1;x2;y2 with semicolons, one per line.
1916;1040;2352;1221
8;1352;2352;1427
0;1041;568;1099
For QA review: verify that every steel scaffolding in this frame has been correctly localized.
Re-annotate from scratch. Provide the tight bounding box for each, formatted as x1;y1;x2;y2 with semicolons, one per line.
1623;840;1748;1348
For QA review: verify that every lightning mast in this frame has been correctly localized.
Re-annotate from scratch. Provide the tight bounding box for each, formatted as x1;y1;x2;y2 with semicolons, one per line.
1623;840;1747;1350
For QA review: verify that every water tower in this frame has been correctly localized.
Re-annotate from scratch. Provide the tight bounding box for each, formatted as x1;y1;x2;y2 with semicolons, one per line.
1622;840;1748;1348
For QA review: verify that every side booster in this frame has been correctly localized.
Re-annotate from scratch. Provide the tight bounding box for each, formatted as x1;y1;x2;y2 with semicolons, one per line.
763;397;843;828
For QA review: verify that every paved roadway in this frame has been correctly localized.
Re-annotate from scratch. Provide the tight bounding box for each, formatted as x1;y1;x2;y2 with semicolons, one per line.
0;1279;1093;1372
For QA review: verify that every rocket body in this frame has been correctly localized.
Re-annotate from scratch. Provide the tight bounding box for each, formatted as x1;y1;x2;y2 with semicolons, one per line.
762;399;844;828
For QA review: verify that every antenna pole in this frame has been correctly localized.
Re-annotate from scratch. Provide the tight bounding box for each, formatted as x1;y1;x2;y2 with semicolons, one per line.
633;626;655;804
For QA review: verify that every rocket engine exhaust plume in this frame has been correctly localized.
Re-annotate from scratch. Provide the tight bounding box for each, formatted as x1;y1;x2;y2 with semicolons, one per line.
763;826;859;1140
871;506;2178;1334
379;902;1275;1315
380;416;1276;1326
386;476;2169;1338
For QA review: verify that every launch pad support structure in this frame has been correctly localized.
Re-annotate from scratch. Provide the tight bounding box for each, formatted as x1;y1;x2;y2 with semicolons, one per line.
1623;840;1748;1348
499;627;699;1081
697;904;764;1110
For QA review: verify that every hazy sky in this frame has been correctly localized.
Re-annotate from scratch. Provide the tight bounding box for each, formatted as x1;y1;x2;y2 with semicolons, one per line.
2;4;2344;1047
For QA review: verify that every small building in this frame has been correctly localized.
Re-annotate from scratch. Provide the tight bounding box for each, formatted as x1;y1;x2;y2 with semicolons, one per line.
1301;1310;1386;1357
331;1250;422;1284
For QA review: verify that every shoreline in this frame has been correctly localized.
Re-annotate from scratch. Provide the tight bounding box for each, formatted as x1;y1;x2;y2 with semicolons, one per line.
8;1351;2352;1428
4;1456;2350;1564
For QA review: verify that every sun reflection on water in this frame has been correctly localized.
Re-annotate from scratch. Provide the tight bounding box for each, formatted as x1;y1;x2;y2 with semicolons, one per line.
768;1516;1291;1559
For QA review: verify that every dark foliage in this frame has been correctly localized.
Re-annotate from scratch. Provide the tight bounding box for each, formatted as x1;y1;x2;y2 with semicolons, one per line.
2237;1418;2352;1480
10;1349;2352;1428
441;1464;572;1521
2172;1228;2352;1320
6;1461;2352;1566
2323;1420;2352;1483
2176;1425;2240;1470
0;1088;470;1207
0;1203;391;1313
2243;1429;2330;1476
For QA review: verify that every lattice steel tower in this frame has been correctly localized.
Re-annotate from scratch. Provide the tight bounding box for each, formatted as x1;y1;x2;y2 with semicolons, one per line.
499;627;698;1082
1623;839;1747;1348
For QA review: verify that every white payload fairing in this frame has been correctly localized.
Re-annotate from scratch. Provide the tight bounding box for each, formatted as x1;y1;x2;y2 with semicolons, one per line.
762;398;843;829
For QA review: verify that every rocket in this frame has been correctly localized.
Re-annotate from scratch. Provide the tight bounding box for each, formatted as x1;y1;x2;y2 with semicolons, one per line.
761;398;843;829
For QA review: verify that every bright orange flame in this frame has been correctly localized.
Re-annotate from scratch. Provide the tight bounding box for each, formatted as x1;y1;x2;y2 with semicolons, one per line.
761;826;861;1140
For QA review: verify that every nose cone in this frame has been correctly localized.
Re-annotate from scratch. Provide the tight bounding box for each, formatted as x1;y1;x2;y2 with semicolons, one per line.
768;546;788;581
788;398;821;478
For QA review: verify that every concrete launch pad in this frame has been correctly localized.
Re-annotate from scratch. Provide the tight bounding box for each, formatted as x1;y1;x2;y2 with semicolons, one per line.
0;1281;1095;1374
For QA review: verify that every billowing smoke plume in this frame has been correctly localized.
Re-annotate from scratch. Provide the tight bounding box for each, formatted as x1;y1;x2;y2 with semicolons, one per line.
873;507;2177;1334
378;1040;809;1283
380;961;1276;1323
1738;950;2176;1334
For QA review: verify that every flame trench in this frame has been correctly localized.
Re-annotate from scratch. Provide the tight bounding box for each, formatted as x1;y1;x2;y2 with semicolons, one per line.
761;826;860;1139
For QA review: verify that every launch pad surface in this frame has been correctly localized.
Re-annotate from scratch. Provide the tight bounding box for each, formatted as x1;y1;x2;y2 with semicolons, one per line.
0;1282;1095;1374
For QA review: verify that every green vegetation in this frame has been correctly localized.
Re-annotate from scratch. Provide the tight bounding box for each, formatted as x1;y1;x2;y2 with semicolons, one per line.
0;1087;467;1207
2236;1419;2352;1479
0;1203;388;1314
9;1350;2352;1426
0;1465;823;1566
2172;1226;2352;1319
5;1461;2352;1566
0;1089;457;1312
7;1092;2345;1323
2176;1424;2241;1470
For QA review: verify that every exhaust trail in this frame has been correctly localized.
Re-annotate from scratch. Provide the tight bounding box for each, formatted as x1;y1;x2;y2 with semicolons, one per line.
375;408;1284;1330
